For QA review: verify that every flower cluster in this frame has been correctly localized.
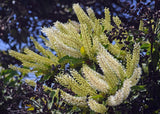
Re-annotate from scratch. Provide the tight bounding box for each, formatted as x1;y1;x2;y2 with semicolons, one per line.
55;43;141;113
9;3;142;113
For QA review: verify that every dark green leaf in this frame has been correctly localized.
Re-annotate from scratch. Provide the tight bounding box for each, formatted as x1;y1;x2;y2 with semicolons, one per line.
103;44;109;49
91;94;103;101
141;43;150;49
1;69;17;76
42;75;51;81
50;91;56;98
128;35;133;41
131;85;146;92
58;55;84;65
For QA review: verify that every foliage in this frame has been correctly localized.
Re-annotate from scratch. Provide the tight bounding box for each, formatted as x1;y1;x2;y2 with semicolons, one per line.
0;67;23;113
0;66;72;113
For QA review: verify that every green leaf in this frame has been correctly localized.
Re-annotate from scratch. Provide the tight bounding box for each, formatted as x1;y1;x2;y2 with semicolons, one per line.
141;43;150;50
50;91;56;98
103;44;109;49
131;85;146;92
1;69;17;76
59;55;84;66
70;106;81;113
128;35;133;41
8;80;17;87
154;108;160;114
41;74;51;81
1;69;18;84
144;28;149;34
91;94;103;101
4;74;14;84
48;91;56;109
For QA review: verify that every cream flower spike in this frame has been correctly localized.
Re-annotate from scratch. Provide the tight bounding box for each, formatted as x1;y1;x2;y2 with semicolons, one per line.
82;64;110;93
103;8;113;31
9;44;59;76
97;44;121;89
128;67;142;86
88;98;108;113
73;3;93;31
126;43;140;78
87;7;96;22
107;79;131;106
60;90;88;107
113;16;122;27
41;27;57;49
98;43;126;80
56;70;97;96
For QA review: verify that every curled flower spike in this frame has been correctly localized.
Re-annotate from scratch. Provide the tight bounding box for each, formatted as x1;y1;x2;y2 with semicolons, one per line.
82;64;110;93
107;79;131;106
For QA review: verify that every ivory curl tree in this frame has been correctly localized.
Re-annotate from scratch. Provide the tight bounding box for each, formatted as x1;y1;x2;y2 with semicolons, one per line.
9;4;142;113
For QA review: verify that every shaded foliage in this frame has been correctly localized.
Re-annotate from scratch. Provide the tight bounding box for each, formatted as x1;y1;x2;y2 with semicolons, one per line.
0;67;85;113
